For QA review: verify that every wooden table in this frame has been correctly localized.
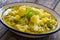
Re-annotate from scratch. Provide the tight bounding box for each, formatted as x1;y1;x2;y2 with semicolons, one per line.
0;0;60;40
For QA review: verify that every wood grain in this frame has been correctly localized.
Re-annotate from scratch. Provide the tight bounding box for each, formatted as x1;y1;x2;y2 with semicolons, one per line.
0;22;8;38
6;0;35;4
55;2;60;15
37;0;60;9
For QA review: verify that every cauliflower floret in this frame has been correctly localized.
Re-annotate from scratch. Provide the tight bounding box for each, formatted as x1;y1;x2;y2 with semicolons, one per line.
23;25;28;29
8;10;18;16
39;9;45;14
15;15;20;21
44;12;51;17
18;6;26;16
50;19;57;25
39;20;44;25
12;10;18;15
30;15;40;24
39;13;45;18
42;17;50;23
39;9;51;18
15;24;24;31
33;25;39;31
39;9;45;18
15;24;28;32
42;18;47;23
31;25;44;32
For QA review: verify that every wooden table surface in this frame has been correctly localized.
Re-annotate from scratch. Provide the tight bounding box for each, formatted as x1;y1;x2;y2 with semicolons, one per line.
0;0;60;40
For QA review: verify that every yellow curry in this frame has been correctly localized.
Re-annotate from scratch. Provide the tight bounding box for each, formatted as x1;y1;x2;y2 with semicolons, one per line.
3;6;57;34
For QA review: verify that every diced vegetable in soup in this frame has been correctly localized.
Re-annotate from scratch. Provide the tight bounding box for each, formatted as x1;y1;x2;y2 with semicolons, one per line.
3;6;57;34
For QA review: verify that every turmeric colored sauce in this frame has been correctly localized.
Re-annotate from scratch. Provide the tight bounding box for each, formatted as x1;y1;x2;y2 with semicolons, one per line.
3;6;57;34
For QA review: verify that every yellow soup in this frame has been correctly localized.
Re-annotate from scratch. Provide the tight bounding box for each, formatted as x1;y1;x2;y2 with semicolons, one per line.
3;6;57;34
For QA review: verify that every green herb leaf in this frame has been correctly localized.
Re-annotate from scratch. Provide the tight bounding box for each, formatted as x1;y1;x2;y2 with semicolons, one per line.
47;24;53;29
26;6;39;17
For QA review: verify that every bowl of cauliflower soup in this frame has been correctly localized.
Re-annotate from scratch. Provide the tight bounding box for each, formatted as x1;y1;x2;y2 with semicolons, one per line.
0;2;60;38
